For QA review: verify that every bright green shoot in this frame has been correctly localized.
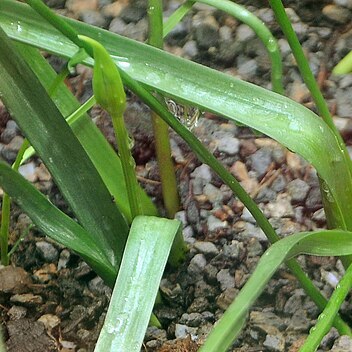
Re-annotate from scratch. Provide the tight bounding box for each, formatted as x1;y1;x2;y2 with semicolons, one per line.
201;230;352;351
333;51;352;74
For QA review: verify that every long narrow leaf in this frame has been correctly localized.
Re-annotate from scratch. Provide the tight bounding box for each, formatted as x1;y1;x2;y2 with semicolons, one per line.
1;1;352;232
95;216;182;352
200;230;352;352
0;162;116;286
15;43;157;223
0;25;128;268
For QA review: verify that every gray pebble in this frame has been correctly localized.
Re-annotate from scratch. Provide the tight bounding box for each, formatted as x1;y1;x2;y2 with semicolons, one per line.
336;88;352;117
183;226;196;244
284;8;301;23
79;10;107;27
191;164;212;183
183;40;198;58
19;162;37;182
204;264;218;283
263;332;285;352
255;187;277;203
188;297;209;313
331;335;352;351
247;238;263;257
88;276;111;297
312;208;326;223
120;5;146;23
305;186;322;210
217;269;235;291
145;326;167;341
109;17;127;35
174;210;187;226
179;312;203;327
216;287;238;310
194;279;218;298
174;324;197;339
237;58;258;79
186;200;200;225
165;22;189;46
2;135;24;161
36;241;59;262
207;215;228;231
271;175;287;193
236;24;255;42
188;253;207;277
323;4;351;24
283;289;305;314
222;240;242;260
203;184;223;205
57;249;71;270
249;147;272;178
123;19;148;41
1;120;19;144
286;308;311;332
7;305;27;320
287;179;310;203
242;223;267;241
195;23;219;49
193;241;219;257
216;136;240;155
218;40;243;64
267;194;294;218
242;208;256;224
219;25;232;41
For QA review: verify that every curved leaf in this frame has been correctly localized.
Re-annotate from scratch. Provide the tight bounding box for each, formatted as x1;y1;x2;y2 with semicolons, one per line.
200;230;352;351
0;162;116;286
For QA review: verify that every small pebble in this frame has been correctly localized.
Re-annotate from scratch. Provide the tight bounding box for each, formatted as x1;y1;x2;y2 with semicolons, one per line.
193;241;219;257
36;241;59;262
207;215;228;231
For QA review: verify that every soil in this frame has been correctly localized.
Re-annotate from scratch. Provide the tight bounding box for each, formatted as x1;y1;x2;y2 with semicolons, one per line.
1;0;352;351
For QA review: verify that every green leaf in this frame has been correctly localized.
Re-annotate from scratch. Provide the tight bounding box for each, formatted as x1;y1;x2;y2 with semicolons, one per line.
0;161;116;286
95;216;182;352
1;0;351;233
200;229;352;352
15;43;157;223
0;25;128;269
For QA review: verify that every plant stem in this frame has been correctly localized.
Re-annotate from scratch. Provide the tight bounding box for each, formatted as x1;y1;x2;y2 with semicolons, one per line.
148;0;180;218
300;263;352;352
164;0;284;94
0;193;10;266
112;112;143;219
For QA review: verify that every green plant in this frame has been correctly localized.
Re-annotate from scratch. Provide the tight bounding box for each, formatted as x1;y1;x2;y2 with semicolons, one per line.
0;0;352;351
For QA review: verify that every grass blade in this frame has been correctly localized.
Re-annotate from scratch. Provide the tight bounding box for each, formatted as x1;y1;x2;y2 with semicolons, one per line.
94;216;182;352
0;162;116;286
0;25;128;268
200;230;352;351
